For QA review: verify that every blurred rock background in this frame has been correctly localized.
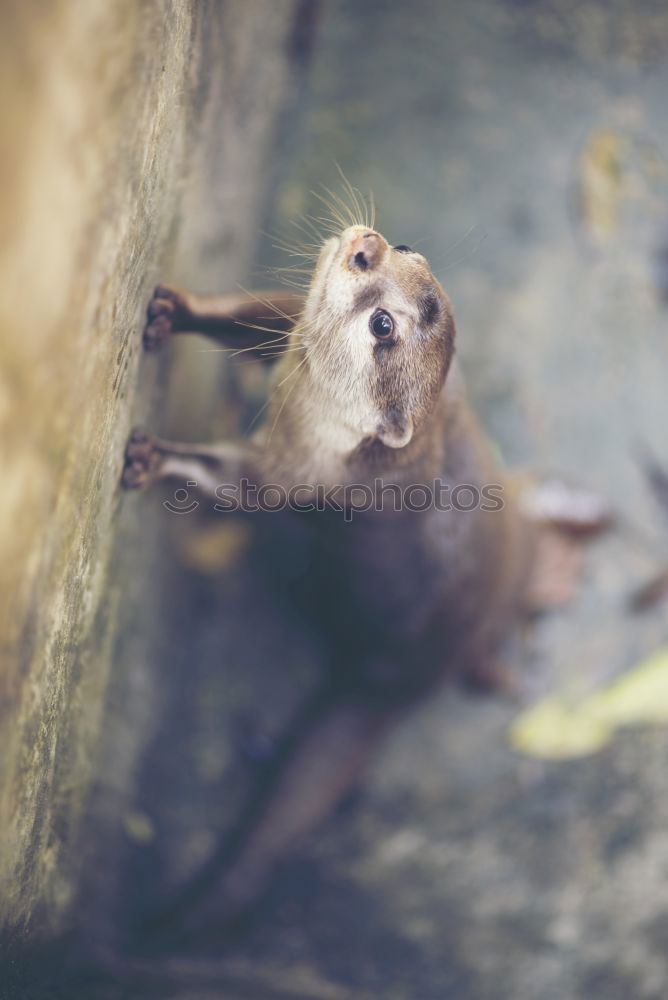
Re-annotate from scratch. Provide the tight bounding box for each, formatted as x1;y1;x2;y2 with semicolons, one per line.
3;1;668;998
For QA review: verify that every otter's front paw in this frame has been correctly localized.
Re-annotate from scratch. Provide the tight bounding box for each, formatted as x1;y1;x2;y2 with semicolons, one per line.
121;428;163;489
143;285;191;351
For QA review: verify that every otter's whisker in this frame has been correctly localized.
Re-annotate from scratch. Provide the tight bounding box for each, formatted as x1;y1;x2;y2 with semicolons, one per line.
439;230;488;273
320;185;358;228
197;336;289;355
269;238;320;257
245;327;311;434
334;164;361;223
368;189;376;230
271;242;321;261
290;215;326;246
311;188;351;230
265;273;311;284
264;227;322;261
232;321;301;337
423;225;485;271
233;284;301;325
305;214;340;238
267;277;311;291
230;341;305;360
311;213;343;232
266;351;310;445
336;166;366;228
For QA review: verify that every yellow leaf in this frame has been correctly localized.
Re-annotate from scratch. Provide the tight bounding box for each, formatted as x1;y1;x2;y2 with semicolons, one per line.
509;646;668;760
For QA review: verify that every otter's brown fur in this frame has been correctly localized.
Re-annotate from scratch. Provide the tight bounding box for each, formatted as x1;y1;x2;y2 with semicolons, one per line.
123;221;535;944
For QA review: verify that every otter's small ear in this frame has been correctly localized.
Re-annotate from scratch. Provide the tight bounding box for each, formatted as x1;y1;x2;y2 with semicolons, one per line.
377;408;413;449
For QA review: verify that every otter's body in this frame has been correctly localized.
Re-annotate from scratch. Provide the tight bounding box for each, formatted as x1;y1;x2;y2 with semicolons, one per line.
123;219;541;943
250;223;532;699
258;373;528;706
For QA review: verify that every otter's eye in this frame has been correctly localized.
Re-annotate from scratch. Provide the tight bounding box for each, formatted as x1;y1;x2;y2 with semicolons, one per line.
393;244;412;253
370;309;394;339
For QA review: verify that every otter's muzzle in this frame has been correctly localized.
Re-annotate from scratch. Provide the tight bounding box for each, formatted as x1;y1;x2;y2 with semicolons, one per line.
347;231;384;272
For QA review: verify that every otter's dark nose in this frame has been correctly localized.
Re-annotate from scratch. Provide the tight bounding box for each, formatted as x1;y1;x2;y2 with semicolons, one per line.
348;232;384;272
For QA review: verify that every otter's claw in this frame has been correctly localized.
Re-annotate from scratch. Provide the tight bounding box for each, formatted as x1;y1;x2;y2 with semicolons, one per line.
143;285;191;351
121;428;163;489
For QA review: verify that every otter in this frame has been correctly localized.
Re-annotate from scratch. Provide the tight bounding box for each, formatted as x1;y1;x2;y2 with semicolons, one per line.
122;216;605;944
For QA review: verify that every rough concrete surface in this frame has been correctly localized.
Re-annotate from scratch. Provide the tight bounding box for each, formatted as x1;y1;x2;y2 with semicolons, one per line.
5;1;668;999
0;0;308;989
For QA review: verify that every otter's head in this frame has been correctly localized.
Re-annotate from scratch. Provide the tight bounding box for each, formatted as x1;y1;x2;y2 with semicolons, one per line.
301;225;455;449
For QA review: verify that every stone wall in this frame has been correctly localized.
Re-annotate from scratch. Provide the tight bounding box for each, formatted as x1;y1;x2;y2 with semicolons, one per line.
0;0;307;951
